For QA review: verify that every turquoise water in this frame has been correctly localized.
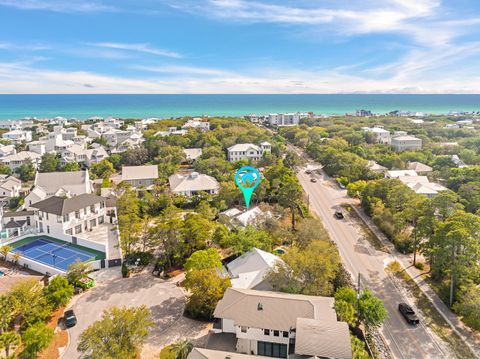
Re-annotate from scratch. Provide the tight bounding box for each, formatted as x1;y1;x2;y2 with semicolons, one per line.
0;94;479;119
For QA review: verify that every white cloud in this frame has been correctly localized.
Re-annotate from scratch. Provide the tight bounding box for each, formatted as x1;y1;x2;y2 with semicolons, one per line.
89;42;182;58
0;0;115;13
1;60;479;94
132;64;233;76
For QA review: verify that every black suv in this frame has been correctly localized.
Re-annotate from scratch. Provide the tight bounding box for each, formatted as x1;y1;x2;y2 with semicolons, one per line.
64;309;77;328
398;303;419;325
334;209;344;219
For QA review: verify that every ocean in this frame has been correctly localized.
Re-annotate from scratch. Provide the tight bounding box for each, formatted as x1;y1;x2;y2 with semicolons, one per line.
0;94;479;120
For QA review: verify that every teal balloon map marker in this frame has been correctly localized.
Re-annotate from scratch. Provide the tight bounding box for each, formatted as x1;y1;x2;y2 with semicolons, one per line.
235;166;261;209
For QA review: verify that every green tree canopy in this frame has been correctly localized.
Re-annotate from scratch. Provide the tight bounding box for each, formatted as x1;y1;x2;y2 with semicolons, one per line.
77;305;154;359
184;248;222;271
43;275;74;309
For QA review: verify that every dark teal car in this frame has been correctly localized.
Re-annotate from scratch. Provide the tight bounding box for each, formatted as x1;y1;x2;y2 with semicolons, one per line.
64;310;77;328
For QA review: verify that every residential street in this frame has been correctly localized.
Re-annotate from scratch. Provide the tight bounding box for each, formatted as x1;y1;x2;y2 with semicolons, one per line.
297;169;450;359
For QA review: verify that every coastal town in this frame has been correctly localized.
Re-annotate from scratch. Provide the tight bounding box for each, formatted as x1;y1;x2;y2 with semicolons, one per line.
0;111;479;359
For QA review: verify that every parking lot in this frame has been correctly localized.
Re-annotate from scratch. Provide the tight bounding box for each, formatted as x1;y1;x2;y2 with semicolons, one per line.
62;268;209;359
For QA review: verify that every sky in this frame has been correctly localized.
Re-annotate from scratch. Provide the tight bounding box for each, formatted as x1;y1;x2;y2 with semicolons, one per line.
1;0;480;94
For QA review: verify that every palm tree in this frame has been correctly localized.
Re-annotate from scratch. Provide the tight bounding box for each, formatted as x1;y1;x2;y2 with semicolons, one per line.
171;339;193;359
12;252;21;268
0;245;11;263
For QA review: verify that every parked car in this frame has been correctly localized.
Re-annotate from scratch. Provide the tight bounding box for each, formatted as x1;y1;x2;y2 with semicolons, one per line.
64;309;77;328
310;178;317;183
398;303;420;325
334;209;344;219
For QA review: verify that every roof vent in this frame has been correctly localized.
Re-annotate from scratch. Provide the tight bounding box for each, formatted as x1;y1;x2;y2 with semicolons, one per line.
257;302;263;311
190;172;199;179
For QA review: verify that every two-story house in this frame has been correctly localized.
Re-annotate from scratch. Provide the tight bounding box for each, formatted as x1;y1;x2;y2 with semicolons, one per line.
2;129;32;144
31;193;107;236
1;151;42;171
212;288;352;359
227;142;271;162
24;170;93;207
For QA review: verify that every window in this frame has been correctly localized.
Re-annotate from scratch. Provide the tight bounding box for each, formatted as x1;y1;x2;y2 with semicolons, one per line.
63;213;70;222
264;329;270;335
90;205;95;213
90;218;97;227
257;342;287;358
46;213;49;220
75;224;82;234
100;201;105;209
98;216;104;224
282;331;288;338
75;210;80;219
84;208;87;215
66;228;73;235
273;330;279;337
240;326;247;333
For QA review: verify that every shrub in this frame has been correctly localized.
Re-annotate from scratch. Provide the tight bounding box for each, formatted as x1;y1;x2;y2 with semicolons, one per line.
125;252;153;266
414;262;424;270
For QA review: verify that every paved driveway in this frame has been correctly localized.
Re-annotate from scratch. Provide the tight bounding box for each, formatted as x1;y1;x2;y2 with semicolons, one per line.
62;268;186;359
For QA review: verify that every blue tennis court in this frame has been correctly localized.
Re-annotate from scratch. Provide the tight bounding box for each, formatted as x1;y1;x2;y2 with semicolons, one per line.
12;237;96;271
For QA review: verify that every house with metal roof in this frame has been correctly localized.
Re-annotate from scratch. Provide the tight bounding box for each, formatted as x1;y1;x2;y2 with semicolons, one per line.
121;165;159;189
225;248;282;290
169;172;219;197
24;170;92;208
212;288;351;359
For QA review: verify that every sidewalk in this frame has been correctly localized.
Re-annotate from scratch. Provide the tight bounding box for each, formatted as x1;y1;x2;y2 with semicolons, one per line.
352;205;480;358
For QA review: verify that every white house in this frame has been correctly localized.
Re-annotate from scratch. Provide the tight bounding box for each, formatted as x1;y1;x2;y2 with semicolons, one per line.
121;165;159;189
225;248;282;290
182;118;210;131
386;170;418;178
219;207;272;228
0;144;16;158
391;135;422;152
451;155;467;168
0;175;21;198
31;194;107;237
24;170;93;207
28;141;46;155
183;148;203;162
154;127;187;137
1;151;42;171
407;162;432;173
367;160;388;173
61;145;108;167
227;142;271;162
212;288;352;359
169;172;220;197
2;130;32;144
362;126;391;144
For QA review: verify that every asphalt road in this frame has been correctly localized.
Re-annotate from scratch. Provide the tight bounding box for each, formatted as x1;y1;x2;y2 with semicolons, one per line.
297;168;451;359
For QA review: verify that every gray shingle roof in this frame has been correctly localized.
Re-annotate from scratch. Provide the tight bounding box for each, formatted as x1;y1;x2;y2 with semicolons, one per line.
295;318;352;359
31;193;105;215
213;288;336;332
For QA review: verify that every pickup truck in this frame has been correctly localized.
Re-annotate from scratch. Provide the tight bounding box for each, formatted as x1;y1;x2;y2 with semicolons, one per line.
398;303;420;325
